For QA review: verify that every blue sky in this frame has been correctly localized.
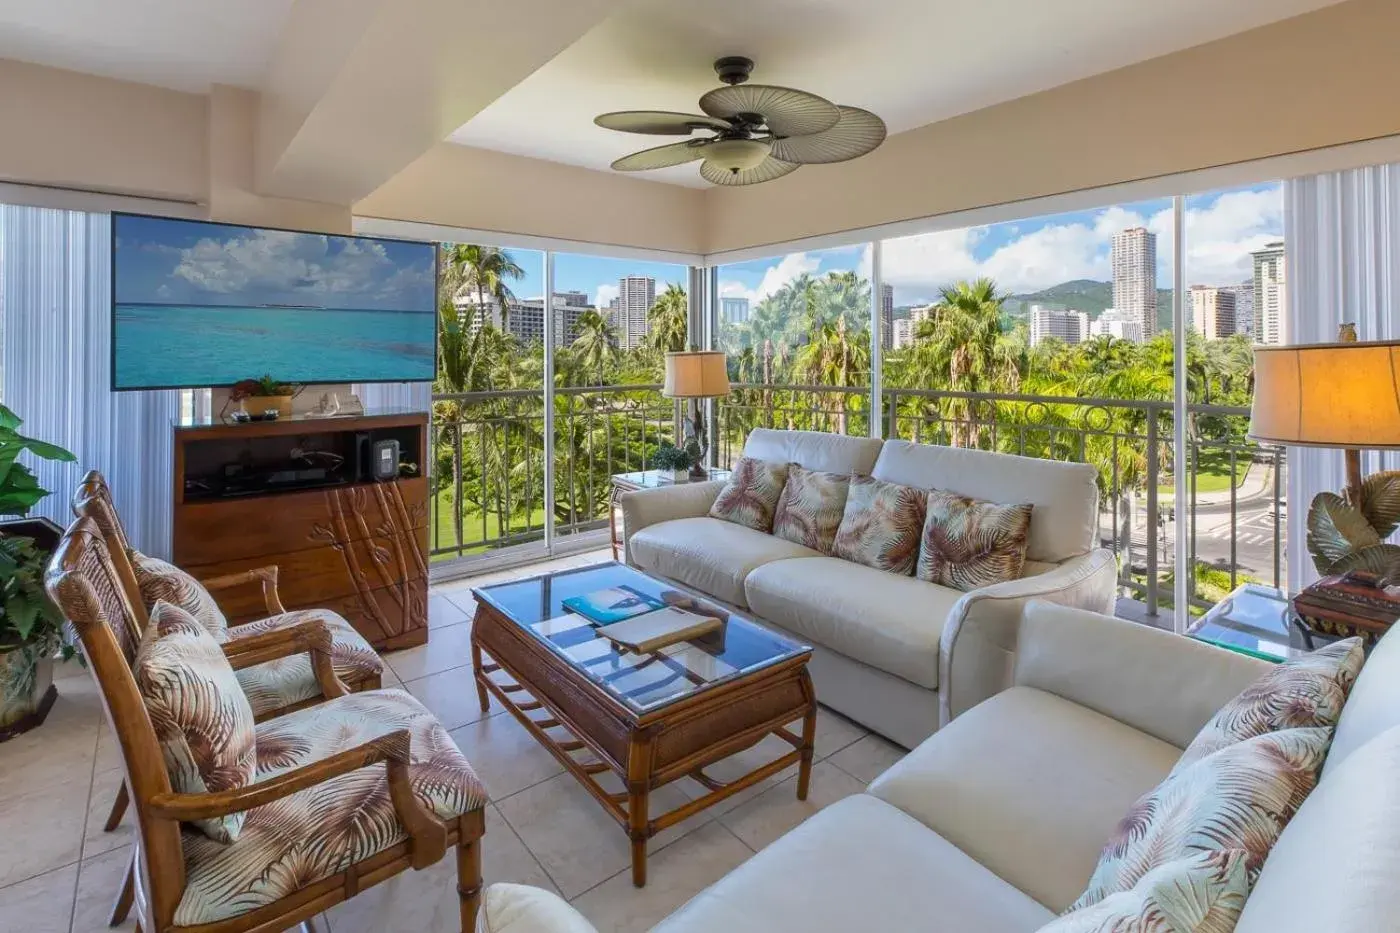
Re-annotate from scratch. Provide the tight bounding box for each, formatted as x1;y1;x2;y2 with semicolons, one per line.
114;215;436;312
495;251;689;307
718;182;1283;308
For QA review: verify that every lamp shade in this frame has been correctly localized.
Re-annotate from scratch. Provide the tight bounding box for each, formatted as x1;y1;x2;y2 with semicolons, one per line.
1250;340;1400;449
662;350;730;399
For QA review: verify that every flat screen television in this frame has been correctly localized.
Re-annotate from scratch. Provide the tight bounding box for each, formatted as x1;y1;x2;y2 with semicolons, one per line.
111;213;438;391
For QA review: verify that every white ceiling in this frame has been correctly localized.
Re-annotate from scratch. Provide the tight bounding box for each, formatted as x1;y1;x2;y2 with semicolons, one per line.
451;0;1347;187
0;0;293;92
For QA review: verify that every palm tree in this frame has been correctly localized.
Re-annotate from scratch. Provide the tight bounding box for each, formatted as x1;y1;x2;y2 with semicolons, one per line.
647;283;689;354
907;278;1020;447
571;309;619;386
442;243;526;333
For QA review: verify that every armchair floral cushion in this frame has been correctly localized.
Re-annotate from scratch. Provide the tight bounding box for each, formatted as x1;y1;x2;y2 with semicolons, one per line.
1170;637;1364;776
226;609;385;715
134;601;257;844
1070;726;1330;911
176;689;488;926
130;551;229;639
1043;849;1251;932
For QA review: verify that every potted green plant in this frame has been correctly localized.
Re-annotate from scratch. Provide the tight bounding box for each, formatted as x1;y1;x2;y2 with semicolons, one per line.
650;442;694;483
230;375;298;419
0;404;77;740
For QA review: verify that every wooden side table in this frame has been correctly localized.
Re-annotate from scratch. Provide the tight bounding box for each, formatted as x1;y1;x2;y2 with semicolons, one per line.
609;468;731;560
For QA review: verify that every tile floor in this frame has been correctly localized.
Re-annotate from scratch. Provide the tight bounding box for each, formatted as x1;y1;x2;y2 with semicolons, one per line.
0;549;905;933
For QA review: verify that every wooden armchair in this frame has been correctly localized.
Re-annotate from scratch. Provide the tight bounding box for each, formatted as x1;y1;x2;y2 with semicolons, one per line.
46;517;487;933
72;472;385;833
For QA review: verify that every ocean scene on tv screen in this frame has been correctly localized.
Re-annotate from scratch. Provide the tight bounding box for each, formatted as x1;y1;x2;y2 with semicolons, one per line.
112;214;437;389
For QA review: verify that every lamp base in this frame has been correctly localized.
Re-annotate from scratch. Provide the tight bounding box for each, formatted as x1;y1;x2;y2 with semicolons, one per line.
688;462;709;482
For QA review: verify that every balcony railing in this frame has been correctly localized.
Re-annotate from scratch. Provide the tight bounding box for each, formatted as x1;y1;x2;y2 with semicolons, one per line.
429;383;1285;619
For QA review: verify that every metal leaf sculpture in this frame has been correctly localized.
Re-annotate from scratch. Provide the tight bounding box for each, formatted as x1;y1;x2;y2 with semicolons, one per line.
1359;470;1400;540
1306;491;1382;574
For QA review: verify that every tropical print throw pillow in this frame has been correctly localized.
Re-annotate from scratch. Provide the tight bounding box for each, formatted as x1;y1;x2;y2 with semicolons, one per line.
772;465;851;553
1170;637;1364;777
1070;726;1330;911
130;550;230;640
709;457;790;533
916;489;1032;591
1043;849;1250;933
831;475;927;575
134;601;257;843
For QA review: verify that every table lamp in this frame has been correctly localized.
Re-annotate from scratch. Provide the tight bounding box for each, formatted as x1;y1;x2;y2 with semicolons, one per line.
662;350;730;481
1249;325;1400;579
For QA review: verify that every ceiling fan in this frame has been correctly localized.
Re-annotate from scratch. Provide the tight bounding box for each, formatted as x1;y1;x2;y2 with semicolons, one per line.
594;57;886;186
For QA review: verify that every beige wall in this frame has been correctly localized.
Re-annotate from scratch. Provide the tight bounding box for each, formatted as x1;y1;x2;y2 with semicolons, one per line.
355;144;706;254
0;59;207;203
703;0;1400;254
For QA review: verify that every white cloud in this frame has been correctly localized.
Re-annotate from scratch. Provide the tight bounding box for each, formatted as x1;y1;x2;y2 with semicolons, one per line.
594;283;619;308
718;251;821;305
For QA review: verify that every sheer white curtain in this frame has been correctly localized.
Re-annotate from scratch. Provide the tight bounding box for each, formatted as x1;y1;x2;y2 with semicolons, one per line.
1284;162;1400;588
355;382;431;411
0;205;180;555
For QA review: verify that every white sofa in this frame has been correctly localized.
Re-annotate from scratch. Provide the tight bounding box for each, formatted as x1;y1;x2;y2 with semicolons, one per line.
480;602;1400;933
621;429;1118;748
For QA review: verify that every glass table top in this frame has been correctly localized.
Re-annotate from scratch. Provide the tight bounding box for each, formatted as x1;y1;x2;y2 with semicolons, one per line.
1186;583;1310;662
473;562;808;713
612;468;731;489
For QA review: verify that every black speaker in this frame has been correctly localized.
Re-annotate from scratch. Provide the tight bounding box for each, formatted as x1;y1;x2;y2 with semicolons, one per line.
353;432;373;481
371;439;400;481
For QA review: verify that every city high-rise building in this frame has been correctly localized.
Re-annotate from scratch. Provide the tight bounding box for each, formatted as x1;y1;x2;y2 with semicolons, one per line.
880;284;895;350
721;296;750;324
1111;227;1157;341
551;291;593;345
1224;282;1254;337
1189;286;1237;340
1029;305;1089;347
1252;242;1286;345
616;275;655;350
1090;308;1143;343
891;318;915;350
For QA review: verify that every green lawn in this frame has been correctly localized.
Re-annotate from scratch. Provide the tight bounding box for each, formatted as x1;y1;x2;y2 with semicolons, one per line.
428;488;549;559
1158;450;1252;498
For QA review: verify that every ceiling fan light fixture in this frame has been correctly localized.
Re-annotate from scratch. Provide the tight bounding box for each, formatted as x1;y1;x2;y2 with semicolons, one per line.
704;138;771;174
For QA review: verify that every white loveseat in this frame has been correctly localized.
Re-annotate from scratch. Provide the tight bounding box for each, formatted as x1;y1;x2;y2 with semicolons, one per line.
480;602;1400;933
621;429;1117;747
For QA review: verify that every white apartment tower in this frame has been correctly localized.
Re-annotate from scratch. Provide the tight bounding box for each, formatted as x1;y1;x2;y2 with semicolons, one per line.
891;318;914;349
616;275;656;350
1190;286;1238;340
1090;308;1144;343
1225;283;1255;337
721;297;750;324
1029;306;1089;346
1252;242;1286;345
1111;227;1157;341
880;283;895;350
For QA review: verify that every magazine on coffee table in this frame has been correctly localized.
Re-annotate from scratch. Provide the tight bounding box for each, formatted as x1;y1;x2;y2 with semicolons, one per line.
562;585;665;624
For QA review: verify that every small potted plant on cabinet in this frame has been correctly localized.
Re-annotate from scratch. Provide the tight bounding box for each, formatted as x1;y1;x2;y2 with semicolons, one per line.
650;442;694;483
230;375;298;419
0;404;76;740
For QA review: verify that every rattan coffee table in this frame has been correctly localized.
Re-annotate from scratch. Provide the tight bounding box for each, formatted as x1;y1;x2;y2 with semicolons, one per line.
471;562;815;886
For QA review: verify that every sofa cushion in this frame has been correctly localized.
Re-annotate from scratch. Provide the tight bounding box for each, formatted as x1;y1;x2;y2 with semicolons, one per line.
916;489;1032;591
480;884;598;933
831;475;927;575
741;427;884;476
745;556;957;689
772;465;850;553
1235;722;1400;933
1322;623;1400;777
134;601;257;844
1071;727;1331;911
131;551;229;639
1171;637;1362;777
653;795;1055;933
871;440;1098;563
628;516;821;608
1041;849;1250;933
867;686;1181;912
709;457;790;533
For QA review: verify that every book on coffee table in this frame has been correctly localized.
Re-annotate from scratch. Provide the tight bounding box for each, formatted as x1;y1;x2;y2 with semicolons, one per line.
562;585;664;624
596;606;722;654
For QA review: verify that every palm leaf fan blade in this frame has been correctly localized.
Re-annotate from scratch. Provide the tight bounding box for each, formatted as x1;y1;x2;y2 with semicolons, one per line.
611;141;708;172
769;107;887;164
